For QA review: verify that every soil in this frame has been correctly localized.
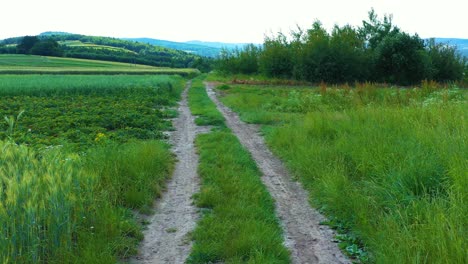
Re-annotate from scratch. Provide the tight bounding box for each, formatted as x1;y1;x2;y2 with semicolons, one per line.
205;82;351;264
130;81;209;264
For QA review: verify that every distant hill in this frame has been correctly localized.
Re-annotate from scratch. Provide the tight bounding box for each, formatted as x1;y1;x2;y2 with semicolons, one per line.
124;38;252;57
185;40;251;50
0;33;205;69
433;38;468;58
124;38;221;57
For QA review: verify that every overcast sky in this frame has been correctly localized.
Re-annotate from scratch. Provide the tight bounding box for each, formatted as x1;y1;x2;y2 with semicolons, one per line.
1;0;466;43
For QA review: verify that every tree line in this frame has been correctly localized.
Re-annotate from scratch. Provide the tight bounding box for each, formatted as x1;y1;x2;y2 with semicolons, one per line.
217;9;466;85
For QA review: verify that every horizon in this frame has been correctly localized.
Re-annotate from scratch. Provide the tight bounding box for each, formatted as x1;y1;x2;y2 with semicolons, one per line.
1;0;467;43
2;31;468;45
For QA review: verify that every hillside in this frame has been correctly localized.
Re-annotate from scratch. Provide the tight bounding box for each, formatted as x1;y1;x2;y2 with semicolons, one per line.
124;38;251;57
123;38;221;57
0;33;206;69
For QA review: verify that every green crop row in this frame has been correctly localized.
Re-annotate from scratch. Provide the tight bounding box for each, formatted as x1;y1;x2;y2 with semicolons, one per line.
0;75;184;150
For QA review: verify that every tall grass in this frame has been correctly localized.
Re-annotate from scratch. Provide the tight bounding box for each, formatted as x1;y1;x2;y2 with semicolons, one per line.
188;131;290;263
85;141;174;212
0;140;174;263
0;141;95;263
219;83;467;263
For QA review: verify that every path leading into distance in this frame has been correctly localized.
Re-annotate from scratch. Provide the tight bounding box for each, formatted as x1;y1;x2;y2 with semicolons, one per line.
205;82;350;264
131;81;209;264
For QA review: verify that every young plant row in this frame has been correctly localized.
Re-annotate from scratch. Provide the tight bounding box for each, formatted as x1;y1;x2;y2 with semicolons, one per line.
0;75;184;150
218;82;467;263
186;80;290;263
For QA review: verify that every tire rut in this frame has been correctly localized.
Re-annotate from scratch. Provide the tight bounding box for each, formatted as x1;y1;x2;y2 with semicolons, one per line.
130;81;208;264
205;82;350;264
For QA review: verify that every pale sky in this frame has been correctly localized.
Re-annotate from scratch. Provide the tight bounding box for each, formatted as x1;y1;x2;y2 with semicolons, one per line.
1;0;466;43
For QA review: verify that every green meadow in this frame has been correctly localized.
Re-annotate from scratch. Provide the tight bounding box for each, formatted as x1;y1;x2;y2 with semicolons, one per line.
217;81;467;263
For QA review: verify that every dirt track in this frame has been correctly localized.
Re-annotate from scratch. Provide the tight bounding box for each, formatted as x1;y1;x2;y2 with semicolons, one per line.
130;81;208;264
205;82;350;264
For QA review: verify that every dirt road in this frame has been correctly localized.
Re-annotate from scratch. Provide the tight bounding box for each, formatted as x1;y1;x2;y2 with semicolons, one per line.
205;82;350;264
130;81;208;264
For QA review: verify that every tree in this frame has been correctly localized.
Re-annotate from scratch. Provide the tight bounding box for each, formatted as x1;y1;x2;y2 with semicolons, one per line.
359;8;400;49
259;33;293;78
298;21;331;82
426;39;465;82
31;39;63;57
17;36;39;54
375;32;431;85
329;25;370;82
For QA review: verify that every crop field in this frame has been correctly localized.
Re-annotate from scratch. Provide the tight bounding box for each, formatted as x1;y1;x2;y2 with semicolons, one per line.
0;74;185;263
0;55;199;75
58;40;138;54
217;82;467;263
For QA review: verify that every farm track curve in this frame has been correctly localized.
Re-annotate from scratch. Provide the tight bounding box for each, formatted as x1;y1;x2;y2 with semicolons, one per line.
130;81;209;264
205;82;351;264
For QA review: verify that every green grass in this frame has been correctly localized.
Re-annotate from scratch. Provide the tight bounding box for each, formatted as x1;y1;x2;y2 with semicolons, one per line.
0;54;199;76
0;74;182;262
218;81;467;263
187;76;225;126
187;131;290;263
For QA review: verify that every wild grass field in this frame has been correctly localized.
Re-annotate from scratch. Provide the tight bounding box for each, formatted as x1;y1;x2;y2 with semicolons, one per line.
0;54;198;75
217;81;467;263
0;74;185;263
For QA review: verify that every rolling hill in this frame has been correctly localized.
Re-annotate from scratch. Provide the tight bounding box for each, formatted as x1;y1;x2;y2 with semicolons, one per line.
123;38;251;57
0;33;206;70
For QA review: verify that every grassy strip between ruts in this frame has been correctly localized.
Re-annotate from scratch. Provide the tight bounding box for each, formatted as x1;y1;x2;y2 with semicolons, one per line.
186;79;290;263
217;82;467;263
187;130;290;263
187;76;226;126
